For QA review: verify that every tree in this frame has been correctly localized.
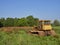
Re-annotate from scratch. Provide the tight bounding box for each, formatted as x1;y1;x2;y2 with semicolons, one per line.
5;18;14;27
0;18;5;26
26;15;35;26
0;22;3;27
18;18;28;26
34;18;39;26
14;18;19;26
53;19;60;26
26;15;39;26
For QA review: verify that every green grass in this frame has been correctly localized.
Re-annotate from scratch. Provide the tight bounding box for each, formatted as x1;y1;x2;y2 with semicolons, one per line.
0;26;60;45
53;26;60;34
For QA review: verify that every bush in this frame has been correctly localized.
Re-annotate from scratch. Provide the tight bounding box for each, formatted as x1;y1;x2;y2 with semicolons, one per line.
0;22;3;27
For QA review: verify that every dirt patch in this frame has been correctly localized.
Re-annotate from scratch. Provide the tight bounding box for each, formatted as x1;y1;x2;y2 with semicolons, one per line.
0;27;33;32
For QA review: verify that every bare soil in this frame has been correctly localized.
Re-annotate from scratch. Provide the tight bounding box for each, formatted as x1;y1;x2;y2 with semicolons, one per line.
0;27;33;32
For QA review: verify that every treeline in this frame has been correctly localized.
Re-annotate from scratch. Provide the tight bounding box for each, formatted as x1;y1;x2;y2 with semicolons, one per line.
0;15;60;27
0;15;39;27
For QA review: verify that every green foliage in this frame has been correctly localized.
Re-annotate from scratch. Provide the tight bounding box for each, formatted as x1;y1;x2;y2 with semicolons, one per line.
18;18;28;26
5;18;14;27
26;15;39;26
0;18;5;26
0;15;60;27
26;15;35;26
0;15;39;27
0;22;3;27
14;18;19;26
53;20;60;26
34;18;39;26
53;26;60;34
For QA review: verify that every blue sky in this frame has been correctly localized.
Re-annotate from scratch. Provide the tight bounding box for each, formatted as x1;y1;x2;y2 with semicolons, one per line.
0;0;60;20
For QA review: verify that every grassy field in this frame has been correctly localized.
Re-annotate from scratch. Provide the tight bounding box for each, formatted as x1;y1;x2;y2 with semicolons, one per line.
0;26;60;45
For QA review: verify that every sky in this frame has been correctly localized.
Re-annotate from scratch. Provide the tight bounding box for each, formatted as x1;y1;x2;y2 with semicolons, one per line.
0;0;60;20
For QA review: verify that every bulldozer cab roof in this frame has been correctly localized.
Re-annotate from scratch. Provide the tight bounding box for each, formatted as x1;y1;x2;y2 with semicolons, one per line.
39;20;51;22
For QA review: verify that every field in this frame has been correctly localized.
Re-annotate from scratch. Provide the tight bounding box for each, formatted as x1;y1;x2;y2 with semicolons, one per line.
0;26;60;45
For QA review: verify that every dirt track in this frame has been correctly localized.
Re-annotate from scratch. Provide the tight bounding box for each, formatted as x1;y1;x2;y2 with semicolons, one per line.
0;27;33;32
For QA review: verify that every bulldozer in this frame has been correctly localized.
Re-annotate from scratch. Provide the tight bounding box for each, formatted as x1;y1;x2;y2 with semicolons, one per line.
29;20;56;36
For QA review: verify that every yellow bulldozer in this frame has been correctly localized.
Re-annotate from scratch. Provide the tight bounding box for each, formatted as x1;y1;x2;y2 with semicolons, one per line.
29;20;56;36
